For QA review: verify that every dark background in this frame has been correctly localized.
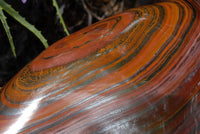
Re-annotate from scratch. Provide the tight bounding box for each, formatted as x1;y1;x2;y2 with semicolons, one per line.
0;0;159;86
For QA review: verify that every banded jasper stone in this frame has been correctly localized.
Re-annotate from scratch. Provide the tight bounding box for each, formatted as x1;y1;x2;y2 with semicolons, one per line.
0;0;199;133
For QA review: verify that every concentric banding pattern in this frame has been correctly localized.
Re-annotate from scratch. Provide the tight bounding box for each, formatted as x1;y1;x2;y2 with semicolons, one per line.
0;0;200;133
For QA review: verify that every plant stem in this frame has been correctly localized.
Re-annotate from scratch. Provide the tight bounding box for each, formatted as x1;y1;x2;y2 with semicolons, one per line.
52;0;70;36
0;0;49;49
0;7;16;58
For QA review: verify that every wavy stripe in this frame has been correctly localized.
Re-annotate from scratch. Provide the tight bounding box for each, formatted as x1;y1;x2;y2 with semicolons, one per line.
0;0;199;133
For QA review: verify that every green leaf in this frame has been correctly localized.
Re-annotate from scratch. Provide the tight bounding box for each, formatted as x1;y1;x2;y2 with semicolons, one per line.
52;0;70;36
0;7;16;58
0;0;49;48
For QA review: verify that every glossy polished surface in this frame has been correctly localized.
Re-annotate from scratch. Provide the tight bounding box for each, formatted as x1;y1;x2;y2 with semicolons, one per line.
0;0;200;133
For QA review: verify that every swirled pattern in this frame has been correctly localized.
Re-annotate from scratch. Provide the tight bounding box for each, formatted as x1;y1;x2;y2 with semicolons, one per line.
0;0;200;133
